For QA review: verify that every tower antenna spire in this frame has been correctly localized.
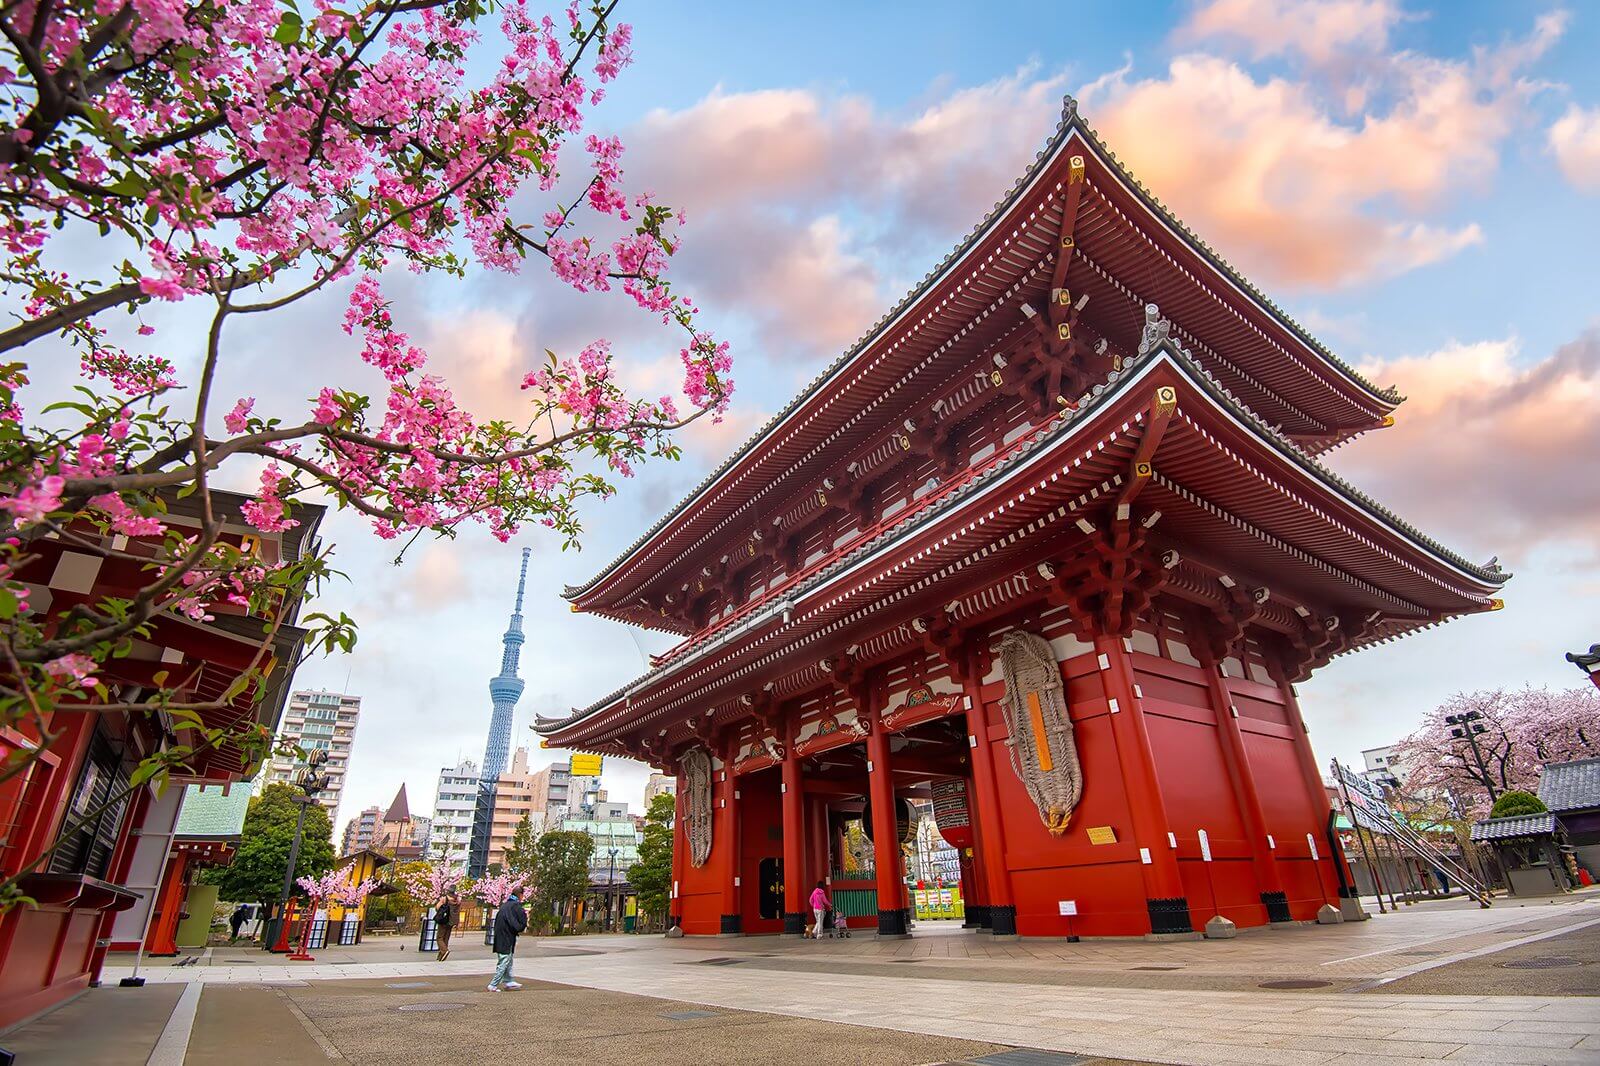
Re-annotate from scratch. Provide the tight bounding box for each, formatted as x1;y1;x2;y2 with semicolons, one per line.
469;547;534;875
514;546;530;614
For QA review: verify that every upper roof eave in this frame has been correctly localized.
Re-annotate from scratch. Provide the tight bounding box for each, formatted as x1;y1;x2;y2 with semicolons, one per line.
565;96;1403;611
546;341;1502;746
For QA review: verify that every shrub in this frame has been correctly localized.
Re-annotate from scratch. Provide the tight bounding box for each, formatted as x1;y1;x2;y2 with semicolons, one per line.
1490;790;1548;818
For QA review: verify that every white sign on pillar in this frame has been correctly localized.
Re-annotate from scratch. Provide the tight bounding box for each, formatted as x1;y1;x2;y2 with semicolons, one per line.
1198;829;1212;862
1307;834;1319;861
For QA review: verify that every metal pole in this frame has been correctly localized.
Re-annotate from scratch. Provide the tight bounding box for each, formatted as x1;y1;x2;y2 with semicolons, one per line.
276;798;310;944
1457;715;1499;805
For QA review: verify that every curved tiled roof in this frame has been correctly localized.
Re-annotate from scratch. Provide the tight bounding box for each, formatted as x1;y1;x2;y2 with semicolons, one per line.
1470;812;1557;841
565;95;1396;606
544;340;1503;739
1539;756;1600;813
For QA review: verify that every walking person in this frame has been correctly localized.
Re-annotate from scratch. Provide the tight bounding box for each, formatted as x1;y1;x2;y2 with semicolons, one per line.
487;889;528;992
809;880;831;941
435;892;457;961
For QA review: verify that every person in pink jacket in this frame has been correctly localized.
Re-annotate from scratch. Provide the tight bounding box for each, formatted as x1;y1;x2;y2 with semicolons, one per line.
809;881;831;939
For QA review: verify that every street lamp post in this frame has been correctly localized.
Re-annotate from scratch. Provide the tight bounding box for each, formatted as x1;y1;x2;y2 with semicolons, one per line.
1566;644;1600;692
273;749;331;958
1445;711;1498;805
607;847;618;931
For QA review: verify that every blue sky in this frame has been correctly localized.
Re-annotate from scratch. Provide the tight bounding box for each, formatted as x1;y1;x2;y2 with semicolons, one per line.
254;0;1600;832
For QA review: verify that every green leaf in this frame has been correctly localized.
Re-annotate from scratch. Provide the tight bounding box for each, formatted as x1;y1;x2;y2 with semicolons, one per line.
273;11;303;44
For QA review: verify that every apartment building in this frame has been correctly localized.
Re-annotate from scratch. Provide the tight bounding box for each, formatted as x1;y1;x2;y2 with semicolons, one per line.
267;689;362;822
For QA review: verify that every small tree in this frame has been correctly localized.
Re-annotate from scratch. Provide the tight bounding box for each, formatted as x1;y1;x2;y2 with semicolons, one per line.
628;792;674;930
211;783;335;910
503;811;541;876
534;829;594;932
399;861;465;907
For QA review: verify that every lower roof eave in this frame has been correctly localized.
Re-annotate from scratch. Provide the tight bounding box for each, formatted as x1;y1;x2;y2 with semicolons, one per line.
545;343;1504;750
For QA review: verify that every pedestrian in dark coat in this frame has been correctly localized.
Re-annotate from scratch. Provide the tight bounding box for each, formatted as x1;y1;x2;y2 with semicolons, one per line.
435;893;457;961
487;891;528;991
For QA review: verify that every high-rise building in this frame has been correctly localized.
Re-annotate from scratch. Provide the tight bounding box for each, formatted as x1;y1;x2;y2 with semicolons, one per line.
485;747;545;871
431;758;478;870
643;774;675;808
468;549;532;876
341;805;382;855
267;689;361;822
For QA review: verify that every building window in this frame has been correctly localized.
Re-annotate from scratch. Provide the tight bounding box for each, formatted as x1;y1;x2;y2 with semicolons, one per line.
49;726;130;880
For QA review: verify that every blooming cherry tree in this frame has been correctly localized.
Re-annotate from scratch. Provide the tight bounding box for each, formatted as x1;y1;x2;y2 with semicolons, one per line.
331;876;381;911
0;0;730;905
401;862;465;905
1391;685;1600;816
297;868;350;907
474;870;532;910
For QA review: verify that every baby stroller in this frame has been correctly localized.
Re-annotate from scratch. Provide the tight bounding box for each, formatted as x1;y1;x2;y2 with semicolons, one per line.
831;909;851;939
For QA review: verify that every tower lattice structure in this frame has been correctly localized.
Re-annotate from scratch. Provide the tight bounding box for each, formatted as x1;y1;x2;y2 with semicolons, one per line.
469;547;530;876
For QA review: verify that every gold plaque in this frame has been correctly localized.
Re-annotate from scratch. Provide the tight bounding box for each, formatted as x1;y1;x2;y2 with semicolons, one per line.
1086;825;1118;845
1057;323;1072;341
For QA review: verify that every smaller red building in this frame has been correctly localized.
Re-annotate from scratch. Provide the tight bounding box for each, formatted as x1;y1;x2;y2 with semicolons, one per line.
0;490;322;1030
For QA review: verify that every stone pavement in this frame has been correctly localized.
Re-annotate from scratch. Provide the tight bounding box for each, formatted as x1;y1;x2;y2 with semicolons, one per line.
14;893;1600;1065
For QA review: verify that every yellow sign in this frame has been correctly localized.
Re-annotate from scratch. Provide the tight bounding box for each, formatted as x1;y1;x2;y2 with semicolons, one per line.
570;753;603;777
1086;825;1118;846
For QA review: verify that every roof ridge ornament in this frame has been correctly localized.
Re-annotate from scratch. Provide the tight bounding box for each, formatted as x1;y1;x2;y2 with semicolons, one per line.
1138;303;1173;357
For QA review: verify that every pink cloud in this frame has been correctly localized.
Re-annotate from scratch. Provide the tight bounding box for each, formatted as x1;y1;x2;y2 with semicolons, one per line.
1179;0;1404;67
1549;103;1600;193
1078;11;1563;288
1332;328;1600;562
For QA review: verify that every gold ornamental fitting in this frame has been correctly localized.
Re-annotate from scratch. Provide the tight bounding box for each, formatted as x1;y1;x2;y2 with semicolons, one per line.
1069;155;1086;182
1489;598;1506;611
1058;289;1071;306
1061;234;1075;249
1155;385;1178;413
990;369;1003;386
1057;323;1072;341
1135;461;1153;478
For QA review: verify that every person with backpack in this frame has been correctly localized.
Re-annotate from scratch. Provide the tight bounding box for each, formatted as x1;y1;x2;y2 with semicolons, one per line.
434;892;457;961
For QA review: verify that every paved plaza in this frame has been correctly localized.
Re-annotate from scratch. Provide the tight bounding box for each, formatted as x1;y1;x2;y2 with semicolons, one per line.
5;893;1599;1065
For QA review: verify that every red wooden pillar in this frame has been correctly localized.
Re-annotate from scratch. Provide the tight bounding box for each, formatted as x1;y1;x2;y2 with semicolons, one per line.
866;704;910;938
780;722;806;936
961;657;1017;937
669;770;687;930
1095;634;1193;935
717;734;742;935
1196;644;1289;923
1276;664;1363;919
145;852;191;956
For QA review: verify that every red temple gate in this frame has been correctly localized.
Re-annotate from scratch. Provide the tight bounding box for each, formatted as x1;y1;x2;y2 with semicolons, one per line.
540;97;1506;940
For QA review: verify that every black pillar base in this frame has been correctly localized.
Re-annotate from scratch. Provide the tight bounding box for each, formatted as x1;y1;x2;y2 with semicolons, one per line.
782;911;807;936
1261;891;1293;923
1147;896;1194;935
719;914;743;935
964;904;989;929
989;905;1017;936
877;908;909;936
1338;884;1360;899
